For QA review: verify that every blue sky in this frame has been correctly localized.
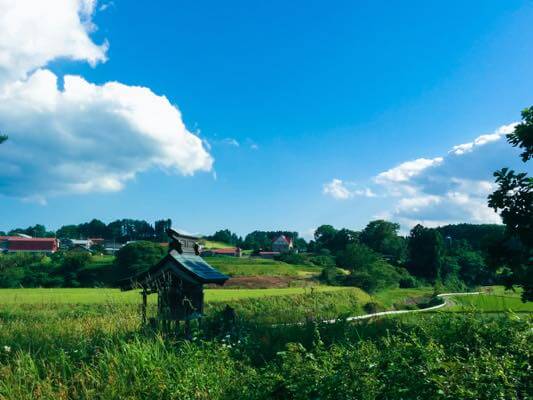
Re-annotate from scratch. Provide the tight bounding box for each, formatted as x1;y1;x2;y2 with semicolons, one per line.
0;0;532;238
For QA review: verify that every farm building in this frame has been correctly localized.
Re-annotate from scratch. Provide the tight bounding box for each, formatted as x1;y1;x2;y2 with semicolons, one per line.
0;236;59;253
271;235;293;253
120;229;228;329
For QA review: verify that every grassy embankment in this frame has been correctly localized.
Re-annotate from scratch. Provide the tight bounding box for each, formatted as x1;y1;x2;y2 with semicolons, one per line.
80;254;324;287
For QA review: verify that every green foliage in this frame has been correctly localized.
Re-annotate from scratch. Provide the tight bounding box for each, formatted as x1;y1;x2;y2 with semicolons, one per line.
337;243;401;293
507;106;533;162
154;218;172;242
274;252;309;265
0;293;530;400
206;229;241;246
243;230;301;251
207;255;322;277
320;267;339;285
336;242;378;271
114;241;166;279
488;108;533;301
407;225;445;282
489;168;532;247
313;225;358;254
8;223;54;237
360;220;407;263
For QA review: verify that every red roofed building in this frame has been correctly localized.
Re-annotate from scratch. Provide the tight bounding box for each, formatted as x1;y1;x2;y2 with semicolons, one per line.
0;236;59;253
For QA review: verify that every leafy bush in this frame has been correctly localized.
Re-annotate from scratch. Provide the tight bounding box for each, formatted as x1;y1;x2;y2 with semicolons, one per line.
114;241;166;279
275;252;309;265
319;267;340;285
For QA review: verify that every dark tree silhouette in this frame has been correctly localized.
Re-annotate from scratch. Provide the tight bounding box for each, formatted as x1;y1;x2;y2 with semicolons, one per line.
488;106;532;301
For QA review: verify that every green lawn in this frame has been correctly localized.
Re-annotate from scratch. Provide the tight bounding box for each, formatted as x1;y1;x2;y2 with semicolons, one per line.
0;286;346;305
371;287;435;308
448;286;533;312
206;255;322;277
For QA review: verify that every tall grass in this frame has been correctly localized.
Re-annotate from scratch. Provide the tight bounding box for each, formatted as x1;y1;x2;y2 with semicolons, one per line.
0;288;531;399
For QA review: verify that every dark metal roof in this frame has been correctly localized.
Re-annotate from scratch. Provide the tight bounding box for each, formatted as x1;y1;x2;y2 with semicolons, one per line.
120;249;228;290
169;251;228;283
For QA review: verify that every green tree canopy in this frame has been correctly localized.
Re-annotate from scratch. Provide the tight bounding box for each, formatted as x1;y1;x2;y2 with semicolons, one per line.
360;220;407;263
407;224;445;282
488;106;532;301
114;241;166;279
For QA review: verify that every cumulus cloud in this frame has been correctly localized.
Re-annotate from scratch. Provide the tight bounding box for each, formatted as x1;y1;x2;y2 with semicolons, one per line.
324;123;528;229
323;179;376;200
0;0;213;201
374;123;525;228
323;179;352;200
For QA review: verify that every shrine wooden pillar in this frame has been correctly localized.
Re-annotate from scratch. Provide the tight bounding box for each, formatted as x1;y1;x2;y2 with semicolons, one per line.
141;289;147;325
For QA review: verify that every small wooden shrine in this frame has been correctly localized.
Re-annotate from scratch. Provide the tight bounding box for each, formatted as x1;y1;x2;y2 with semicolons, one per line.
120;229;228;330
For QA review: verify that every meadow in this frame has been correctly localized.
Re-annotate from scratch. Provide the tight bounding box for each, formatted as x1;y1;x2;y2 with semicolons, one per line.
0;286;531;399
206;255;323;278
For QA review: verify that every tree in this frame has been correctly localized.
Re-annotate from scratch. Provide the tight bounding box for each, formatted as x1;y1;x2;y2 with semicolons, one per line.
488;106;532;301
114;241;166;279
0;134;7;144
360;220;407;263
56;225;80;239
314;225;338;251
207;229;240;246
507;106;533;162
154;219;172;242
407;225;445;282
336;242;378;272
337;243;401;293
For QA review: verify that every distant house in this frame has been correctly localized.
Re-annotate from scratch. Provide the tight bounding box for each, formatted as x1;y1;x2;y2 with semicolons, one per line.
0;236;58;253
271;235;293;253
61;239;93;250
201;247;242;257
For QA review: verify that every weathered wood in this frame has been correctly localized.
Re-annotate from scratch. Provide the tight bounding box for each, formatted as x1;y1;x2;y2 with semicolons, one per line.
141;289;147;325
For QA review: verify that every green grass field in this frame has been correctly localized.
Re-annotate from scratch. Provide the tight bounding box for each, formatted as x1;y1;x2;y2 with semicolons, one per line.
206;255;322;277
448;286;533;312
0;286;347;305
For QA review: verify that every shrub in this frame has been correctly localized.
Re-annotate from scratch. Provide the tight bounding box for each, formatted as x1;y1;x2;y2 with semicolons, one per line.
363;301;385;313
114;241;166;279
319;267;338;285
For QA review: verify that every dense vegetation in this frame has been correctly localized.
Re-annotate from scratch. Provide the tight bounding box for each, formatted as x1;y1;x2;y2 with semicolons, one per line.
0;288;530;399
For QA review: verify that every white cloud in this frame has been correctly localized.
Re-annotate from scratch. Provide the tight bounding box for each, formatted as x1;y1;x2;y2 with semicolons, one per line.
323;179;352;200
0;0;213;200
325;123;527;229
449;123;516;155
372;123;526;228
222;138;240;147
0;0;107;84
353;188;377;198
375;157;443;184
323;179;377;200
